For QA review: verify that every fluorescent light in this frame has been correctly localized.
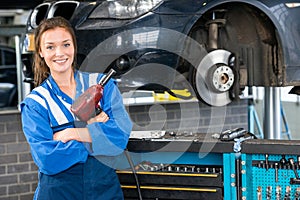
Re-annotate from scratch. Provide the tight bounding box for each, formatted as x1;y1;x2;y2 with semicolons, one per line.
285;3;300;8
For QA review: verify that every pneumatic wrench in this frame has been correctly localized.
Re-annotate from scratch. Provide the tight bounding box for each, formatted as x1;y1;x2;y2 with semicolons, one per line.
70;69;116;121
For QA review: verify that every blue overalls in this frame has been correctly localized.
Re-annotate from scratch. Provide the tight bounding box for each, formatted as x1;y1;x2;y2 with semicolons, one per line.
20;70;132;199
36;156;124;200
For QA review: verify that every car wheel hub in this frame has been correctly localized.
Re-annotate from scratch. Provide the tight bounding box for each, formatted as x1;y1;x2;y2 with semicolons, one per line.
212;65;234;92
195;49;235;106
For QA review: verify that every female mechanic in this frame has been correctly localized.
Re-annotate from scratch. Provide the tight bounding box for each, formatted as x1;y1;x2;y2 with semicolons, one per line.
20;16;132;200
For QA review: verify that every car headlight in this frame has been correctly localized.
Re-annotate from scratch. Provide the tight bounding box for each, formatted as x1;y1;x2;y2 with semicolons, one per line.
89;0;163;19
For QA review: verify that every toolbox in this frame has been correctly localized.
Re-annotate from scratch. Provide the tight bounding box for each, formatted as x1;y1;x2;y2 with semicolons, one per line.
116;131;300;200
117;161;224;199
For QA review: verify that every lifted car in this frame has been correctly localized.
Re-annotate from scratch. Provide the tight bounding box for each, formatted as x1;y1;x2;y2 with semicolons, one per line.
21;0;300;106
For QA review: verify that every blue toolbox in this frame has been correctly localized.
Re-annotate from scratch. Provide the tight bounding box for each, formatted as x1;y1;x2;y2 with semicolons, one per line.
116;130;300;200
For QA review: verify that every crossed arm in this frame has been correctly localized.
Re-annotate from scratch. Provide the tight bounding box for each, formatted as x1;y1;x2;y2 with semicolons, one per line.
53;111;109;143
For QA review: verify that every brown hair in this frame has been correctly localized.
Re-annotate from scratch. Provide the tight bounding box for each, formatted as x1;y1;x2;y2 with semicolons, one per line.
33;16;77;87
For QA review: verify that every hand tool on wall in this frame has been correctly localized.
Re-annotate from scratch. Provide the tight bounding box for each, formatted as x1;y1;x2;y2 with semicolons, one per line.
289;158;300;185
276;186;281;200
275;162;279;183
266;186;272;200
284;186;291;199
257;186;262;200
265;154;269;171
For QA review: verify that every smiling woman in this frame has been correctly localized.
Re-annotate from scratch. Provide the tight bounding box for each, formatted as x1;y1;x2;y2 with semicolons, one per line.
38;27;76;96
20;16;132;200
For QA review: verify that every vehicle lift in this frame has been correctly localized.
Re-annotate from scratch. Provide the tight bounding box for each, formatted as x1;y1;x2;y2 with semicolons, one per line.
248;87;291;140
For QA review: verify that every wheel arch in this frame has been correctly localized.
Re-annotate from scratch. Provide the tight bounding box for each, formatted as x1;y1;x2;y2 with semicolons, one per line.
184;1;285;87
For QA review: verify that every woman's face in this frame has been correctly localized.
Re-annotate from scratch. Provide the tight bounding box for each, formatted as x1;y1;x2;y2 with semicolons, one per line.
39;27;75;76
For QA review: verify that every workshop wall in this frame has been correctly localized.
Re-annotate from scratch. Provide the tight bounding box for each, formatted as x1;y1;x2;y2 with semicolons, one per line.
129;100;248;133
0;112;37;200
0;100;248;199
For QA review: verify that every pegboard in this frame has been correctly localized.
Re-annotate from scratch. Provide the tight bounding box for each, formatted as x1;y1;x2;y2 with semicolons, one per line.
241;154;300;199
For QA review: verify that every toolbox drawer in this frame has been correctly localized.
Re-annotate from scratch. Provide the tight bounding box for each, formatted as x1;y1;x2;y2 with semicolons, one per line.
121;185;223;200
117;169;223;187
117;163;223;200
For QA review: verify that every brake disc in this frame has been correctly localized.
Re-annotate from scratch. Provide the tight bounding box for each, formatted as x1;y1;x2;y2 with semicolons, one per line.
195;49;234;106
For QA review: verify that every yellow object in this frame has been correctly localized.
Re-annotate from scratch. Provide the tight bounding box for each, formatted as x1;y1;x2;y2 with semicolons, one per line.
154;89;192;101
26;33;35;52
